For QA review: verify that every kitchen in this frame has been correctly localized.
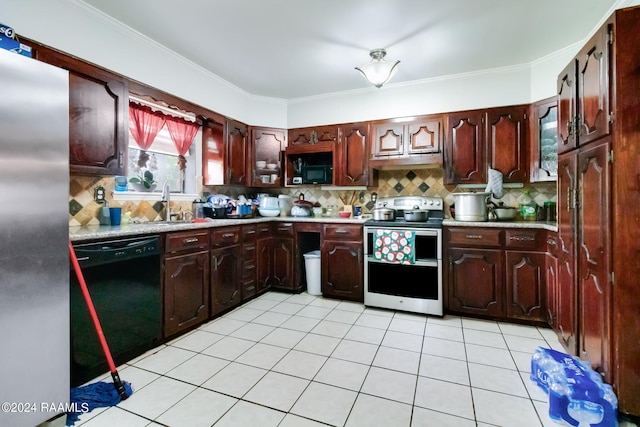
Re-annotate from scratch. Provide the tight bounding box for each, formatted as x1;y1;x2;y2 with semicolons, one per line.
2;1;640;426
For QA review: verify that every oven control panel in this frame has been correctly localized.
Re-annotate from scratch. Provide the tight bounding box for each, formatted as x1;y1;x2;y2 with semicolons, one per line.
375;196;443;211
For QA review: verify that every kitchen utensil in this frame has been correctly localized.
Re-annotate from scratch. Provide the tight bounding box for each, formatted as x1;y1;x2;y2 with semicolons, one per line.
372;207;396;221
203;206;227;218
260;196;280;209
258;207;280;217
278;194;293;216
291;199;313;217
338;211;351;218
492;202;517;221
452;192;491;221
404;209;429;222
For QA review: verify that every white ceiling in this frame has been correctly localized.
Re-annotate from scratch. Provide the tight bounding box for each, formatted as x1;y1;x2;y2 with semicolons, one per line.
80;0;618;100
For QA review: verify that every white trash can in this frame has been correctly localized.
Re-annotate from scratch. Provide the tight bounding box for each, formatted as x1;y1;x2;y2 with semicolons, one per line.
303;250;322;295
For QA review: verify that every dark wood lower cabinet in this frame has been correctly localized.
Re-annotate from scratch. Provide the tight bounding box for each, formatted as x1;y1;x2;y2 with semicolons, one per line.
445;227;548;324
210;245;241;316
163;231;210;337
164;250;210;337
321;240;363;301
505;251;546;322
447;248;503;317
271;238;295;291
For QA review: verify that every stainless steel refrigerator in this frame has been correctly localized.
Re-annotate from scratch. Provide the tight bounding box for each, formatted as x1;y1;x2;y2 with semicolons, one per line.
0;48;70;426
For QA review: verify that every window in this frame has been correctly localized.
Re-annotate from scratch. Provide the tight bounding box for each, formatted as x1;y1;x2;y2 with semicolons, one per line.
127;98;201;194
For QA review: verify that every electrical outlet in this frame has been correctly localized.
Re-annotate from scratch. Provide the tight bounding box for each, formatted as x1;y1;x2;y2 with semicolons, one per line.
94;186;106;204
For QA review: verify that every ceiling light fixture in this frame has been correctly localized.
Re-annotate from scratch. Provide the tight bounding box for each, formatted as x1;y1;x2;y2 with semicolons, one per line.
355;49;400;88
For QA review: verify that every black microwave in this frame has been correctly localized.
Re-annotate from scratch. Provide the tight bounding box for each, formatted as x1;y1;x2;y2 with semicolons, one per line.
302;164;332;184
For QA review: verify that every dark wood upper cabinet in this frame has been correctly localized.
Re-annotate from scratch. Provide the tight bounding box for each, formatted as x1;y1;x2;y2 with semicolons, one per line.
371;116;443;169
557;60;577;155
486;105;528;183
445;110;485;184
577;28;611;146
33;47;127;176
530;97;558;182
225;120;249;185
288;125;339;145
337;123;372;186
202;117;225;186
251;127;287;187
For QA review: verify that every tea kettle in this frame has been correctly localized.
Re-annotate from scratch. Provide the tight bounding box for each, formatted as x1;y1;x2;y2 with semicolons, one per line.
291;194;313;217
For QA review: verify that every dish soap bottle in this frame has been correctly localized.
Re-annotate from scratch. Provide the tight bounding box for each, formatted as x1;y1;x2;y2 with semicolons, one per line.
520;190;537;221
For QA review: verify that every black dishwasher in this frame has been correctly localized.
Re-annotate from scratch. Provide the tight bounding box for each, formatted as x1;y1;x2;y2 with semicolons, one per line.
70;235;162;386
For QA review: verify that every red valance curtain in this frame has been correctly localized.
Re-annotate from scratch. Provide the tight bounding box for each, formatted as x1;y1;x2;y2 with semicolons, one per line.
166;115;200;171
128;103;166;151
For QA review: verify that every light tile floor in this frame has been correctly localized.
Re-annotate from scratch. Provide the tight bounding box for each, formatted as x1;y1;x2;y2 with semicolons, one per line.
73;292;638;427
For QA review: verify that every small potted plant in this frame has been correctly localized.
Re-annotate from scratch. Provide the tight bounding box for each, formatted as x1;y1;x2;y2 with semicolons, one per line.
129;170;157;192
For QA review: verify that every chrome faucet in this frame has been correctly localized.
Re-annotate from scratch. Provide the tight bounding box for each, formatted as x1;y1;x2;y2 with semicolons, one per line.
161;181;171;222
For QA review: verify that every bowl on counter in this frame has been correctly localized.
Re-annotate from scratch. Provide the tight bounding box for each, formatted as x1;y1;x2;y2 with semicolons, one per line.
266;163;277;170
258;207;280;217
256;160;267;169
338;211;351;218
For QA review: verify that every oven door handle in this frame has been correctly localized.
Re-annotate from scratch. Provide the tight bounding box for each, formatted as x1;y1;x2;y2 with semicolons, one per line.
365;256;439;267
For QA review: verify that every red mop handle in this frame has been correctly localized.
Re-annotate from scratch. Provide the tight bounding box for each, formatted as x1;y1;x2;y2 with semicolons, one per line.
69;242;117;373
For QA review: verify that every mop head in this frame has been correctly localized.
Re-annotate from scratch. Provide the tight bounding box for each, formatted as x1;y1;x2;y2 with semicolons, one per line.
66;381;133;426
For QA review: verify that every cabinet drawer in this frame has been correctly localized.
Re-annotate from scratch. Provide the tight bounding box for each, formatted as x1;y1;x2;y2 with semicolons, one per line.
243;242;256;258
257;223;271;236
505;229;543;250
211;226;241;247
324;224;362;240
448;228;502;247
242;260;256;277
165;230;209;253
272;222;294;237
242;225;257;242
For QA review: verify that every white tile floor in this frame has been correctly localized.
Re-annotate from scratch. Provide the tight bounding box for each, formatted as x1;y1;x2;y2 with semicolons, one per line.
73;292;638;427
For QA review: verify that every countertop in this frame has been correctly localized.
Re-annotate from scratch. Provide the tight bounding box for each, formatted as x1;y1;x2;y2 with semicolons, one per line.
443;219;558;232
69;216;370;242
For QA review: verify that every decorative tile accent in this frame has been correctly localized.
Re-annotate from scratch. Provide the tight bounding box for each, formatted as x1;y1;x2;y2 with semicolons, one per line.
69;169;558;224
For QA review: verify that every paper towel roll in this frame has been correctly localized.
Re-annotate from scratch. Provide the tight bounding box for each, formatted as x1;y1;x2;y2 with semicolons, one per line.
485;168;504;199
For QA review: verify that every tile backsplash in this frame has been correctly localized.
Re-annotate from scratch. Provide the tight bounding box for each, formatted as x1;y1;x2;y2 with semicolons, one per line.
69;169;557;226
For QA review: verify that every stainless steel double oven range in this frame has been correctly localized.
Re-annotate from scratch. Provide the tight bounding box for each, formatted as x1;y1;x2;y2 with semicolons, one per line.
364;196;444;316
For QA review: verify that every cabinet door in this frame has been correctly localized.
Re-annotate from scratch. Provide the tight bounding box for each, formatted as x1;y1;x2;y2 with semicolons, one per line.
256;237;273;293
164;250;209;337
530;98;558;182
338;123;370;186
202;117;225;185
557;60;578;154
252;127;286;187
577;26;611;147
321;240;363;302
225;120;248;185
578;140;611;379
556;152;578;353
289;126;338;145
407;118;442;155
372;123;404;157
505;251;546;322
447;248;502;317
211;246;241;316
487;106;528;183
272;238;294;290
36;50;127;175
445;111;485;184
